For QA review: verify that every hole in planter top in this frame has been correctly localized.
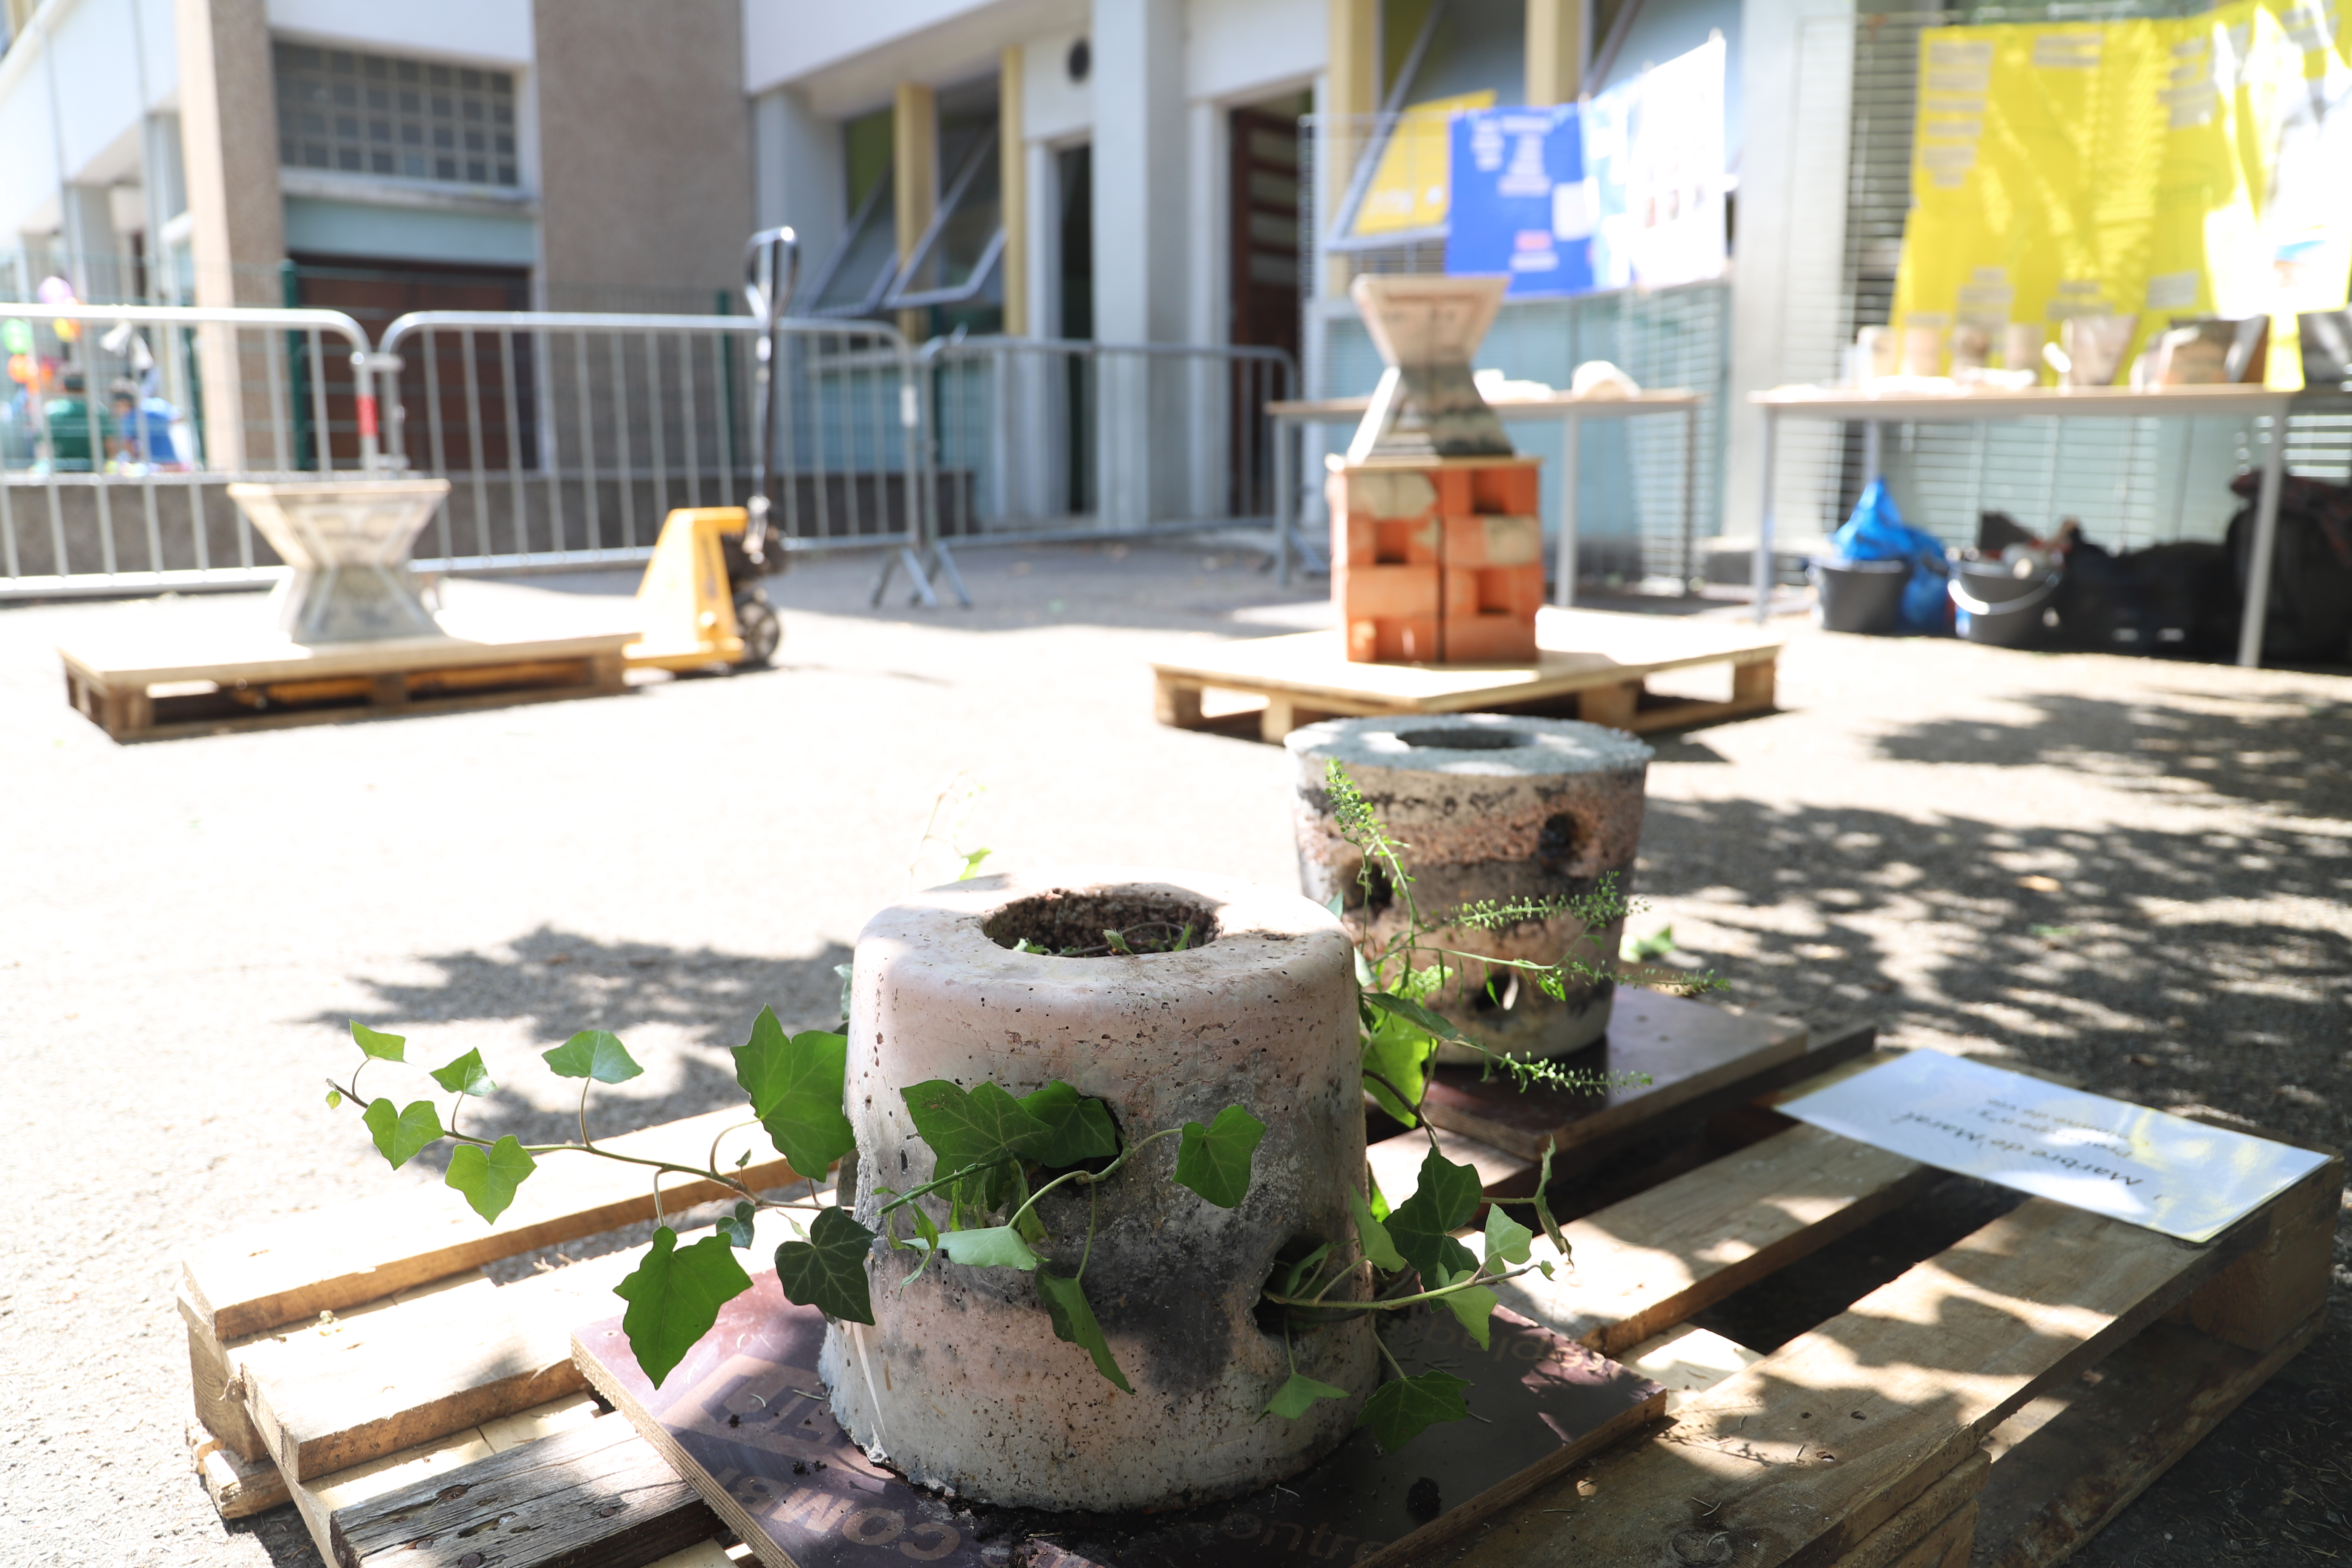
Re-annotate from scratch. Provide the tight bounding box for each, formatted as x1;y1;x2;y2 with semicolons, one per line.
984;888;1221;957
1395;726;1535;750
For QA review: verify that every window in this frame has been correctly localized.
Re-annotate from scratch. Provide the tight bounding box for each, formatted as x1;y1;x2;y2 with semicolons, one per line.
274;42;519;187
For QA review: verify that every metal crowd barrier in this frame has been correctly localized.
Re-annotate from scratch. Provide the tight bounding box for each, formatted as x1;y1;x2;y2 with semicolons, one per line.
0;302;377;596
1;303;1298;604
919;335;1296;555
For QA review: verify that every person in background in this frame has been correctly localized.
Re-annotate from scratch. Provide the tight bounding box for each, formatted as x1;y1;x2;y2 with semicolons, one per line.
109;380;181;470
45;370;107;472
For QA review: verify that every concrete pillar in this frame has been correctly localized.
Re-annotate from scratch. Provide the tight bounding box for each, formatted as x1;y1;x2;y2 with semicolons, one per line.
60;185;121;302
534;0;749;306
174;0;285;470
1526;0;1589;104
753;88;844;300
1723;0;1855;546
893;82;937;343
1322;0;1376;299
999;48;1029;338
1090;0;1185;526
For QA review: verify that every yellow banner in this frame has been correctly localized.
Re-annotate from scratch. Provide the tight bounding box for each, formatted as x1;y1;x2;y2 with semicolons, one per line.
1354;92;1496;237
1892;0;2352;385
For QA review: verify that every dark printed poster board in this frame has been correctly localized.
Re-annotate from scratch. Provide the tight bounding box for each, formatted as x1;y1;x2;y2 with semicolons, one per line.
574;1271;1663;1568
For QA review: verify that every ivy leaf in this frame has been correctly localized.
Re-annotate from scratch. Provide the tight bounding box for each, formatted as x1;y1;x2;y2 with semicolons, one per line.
1384;1149;1483;1285
717;1200;757;1250
1036;1270;1133;1393
615;1228;753;1389
361;1098;443;1170
1280;1242;1335;1298
1438;1282;1498;1349
775;1207;876;1324
1361;1009;1438;1125
937;1225;1039;1271
1533;1141;1572;1264
1173;1105;1266;1209
1483;1205;1534;1271
1358;1370;1472;1452
445;1135;536;1222
325;1088;343;1109
732;1009;855;1180
1263;1372;1351;1420
429;1049;496;1098
1350;1185;1407;1272
901;1080;1054;1172
1362;989;1479;1050
1017;1081;1120;1168
350;1021;406;1062
542;1029;643;1084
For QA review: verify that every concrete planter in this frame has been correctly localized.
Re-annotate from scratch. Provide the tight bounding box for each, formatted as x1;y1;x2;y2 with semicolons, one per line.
227;479;451;642
1286;714;1653;1061
823;868;1375;1513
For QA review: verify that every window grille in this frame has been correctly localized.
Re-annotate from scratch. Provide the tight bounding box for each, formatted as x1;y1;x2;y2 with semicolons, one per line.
274;42;520;188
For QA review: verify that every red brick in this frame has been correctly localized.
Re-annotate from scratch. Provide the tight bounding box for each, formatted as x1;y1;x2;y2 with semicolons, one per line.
1442;614;1539;663
1472;461;1540;514
1440;514;1544;568
1338;563;1439;620
1476;562;1549;618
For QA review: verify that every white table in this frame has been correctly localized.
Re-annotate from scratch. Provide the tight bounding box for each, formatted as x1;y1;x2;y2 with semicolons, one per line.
1749;382;2352;667
1266;389;1703;601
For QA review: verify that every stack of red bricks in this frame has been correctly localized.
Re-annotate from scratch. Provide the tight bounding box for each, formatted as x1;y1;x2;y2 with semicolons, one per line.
1329;457;1547;664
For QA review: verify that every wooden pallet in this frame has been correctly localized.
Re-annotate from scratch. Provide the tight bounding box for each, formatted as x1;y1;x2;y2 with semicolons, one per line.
58;616;635;743
1149;606;1784;742
178;1011;2337;1568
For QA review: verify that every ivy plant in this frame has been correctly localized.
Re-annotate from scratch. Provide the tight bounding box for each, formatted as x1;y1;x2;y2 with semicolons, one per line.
321;761;1717;1455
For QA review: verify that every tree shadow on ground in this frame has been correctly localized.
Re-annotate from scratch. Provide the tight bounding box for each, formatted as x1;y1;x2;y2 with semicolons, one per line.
1870;685;2352;815
310;924;854;1161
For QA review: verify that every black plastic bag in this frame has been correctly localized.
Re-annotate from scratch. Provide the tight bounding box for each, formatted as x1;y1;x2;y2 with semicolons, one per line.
2225;472;2352;662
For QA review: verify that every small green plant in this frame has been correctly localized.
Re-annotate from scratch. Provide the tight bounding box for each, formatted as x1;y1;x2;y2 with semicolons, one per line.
324;1011;1260;1392
320;762;1721;1458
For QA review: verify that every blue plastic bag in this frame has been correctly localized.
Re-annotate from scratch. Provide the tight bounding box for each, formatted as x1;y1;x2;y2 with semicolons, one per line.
1830;480;1951;634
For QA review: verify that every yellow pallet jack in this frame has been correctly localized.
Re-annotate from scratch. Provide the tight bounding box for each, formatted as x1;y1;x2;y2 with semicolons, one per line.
623;229;796;674
623;506;781;671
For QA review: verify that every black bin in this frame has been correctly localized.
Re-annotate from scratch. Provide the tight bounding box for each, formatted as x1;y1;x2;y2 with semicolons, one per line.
1950;560;2062;648
1811;557;1910;634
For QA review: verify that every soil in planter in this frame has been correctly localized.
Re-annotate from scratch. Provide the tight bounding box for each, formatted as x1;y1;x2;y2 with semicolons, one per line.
982;888;1222;957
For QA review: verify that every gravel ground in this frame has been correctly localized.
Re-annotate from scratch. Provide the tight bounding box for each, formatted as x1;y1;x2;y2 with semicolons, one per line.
1;542;2346;1567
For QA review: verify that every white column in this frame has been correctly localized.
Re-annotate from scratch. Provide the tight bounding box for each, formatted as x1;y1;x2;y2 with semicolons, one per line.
753;88;844;293
1090;0;1186;527
1722;0;1855;547
1185;96;1227;522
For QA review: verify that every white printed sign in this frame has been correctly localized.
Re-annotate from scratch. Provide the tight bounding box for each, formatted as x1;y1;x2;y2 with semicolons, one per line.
1777;1050;2327;1243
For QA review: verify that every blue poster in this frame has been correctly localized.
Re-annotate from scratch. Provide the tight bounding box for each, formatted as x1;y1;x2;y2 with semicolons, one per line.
1444;105;1595;297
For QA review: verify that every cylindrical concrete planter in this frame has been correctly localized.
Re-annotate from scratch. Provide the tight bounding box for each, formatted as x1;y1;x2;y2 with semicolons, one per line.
1286;714;1653;1061
823;868;1376;1514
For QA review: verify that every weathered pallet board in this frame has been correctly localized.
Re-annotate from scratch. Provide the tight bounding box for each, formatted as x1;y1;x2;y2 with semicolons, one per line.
59;623;634;743
1432;1125;2343;1568
1149;606;1782;743
178;1029;2339;1568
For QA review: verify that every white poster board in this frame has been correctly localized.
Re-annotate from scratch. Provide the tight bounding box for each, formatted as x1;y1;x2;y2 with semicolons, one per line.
1777;1051;2326;1243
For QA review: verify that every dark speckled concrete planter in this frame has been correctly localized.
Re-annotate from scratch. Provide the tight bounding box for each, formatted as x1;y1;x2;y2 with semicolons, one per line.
821;868;1377;1514
1286;714;1654;1062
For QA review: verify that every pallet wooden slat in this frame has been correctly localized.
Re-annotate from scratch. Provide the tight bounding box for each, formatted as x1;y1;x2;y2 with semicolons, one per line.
1495;1121;1934;1357
330;1412;724;1568
184;1107;804;1344
1443;1138;2343;1568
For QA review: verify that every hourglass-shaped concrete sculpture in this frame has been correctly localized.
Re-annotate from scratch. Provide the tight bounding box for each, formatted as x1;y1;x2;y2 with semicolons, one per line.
1331;277;1545;666
228;479;452;642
